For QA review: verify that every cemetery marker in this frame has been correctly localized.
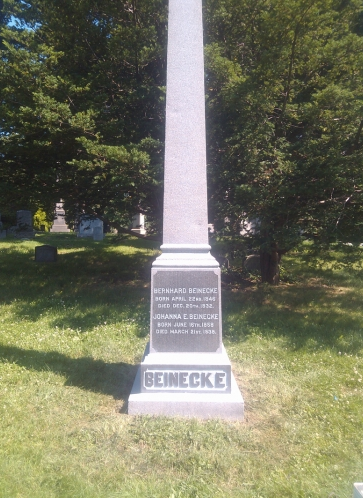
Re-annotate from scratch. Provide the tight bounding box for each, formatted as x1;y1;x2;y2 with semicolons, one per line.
50;202;70;233
128;0;244;419
35;245;57;263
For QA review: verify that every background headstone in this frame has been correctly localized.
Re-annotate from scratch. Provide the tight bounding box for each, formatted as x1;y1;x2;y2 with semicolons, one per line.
78;216;103;238
244;254;261;272
35;245;57;263
93;226;104;241
130;213;146;235
17;210;32;230
354;484;363;498
9;210;34;238
50;202;70;232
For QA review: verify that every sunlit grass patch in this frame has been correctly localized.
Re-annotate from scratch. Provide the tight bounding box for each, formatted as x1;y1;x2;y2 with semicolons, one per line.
0;234;362;497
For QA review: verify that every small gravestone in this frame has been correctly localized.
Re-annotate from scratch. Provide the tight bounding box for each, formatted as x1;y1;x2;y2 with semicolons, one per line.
93;226;104;241
78;216;103;238
130;213;146;235
35;245;57;263
354;484;363;498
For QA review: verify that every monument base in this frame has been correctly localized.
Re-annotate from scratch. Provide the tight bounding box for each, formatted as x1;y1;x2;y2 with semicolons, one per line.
127;344;244;420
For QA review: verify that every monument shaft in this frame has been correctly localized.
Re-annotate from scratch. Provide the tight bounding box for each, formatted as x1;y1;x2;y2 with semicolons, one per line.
163;0;208;246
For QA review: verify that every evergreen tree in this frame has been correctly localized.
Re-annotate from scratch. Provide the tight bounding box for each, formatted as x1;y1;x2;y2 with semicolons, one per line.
205;0;363;282
0;0;167;230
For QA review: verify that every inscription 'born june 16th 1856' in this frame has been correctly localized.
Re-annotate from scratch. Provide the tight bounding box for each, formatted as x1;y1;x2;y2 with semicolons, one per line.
150;269;222;353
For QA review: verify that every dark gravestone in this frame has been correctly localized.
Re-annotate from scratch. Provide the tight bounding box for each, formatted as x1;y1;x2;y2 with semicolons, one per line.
35;245;57;263
0;213;5;239
244;254;261;272
9;209;34;238
17;210;32;230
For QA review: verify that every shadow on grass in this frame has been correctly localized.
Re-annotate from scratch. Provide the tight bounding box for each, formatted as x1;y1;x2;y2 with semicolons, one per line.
0;344;137;409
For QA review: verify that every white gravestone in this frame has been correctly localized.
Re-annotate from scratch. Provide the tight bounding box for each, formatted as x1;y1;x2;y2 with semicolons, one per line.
130;213;146;235
128;0;244;419
354;484;363;498
78;216;103;238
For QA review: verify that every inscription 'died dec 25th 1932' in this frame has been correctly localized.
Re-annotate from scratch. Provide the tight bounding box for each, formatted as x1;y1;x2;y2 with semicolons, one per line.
150;269;221;353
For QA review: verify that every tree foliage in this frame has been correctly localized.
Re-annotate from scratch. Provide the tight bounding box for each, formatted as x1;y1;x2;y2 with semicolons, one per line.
204;0;363;281
0;0;167;229
1;0;363;282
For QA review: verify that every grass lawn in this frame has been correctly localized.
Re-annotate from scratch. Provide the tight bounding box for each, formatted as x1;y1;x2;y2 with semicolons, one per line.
0;233;362;497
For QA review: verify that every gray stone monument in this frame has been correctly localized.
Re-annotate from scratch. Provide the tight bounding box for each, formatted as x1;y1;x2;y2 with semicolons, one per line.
354;484;363;498
35;245;57;263
17;210;32;230
50;202;70;233
9;210;34;238
128;0;244;419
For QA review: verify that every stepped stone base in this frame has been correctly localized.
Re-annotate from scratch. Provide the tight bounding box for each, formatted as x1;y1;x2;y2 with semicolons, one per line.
128;344;244;420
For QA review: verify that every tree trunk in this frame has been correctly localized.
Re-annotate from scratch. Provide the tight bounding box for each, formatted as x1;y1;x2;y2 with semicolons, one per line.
260;247;281;284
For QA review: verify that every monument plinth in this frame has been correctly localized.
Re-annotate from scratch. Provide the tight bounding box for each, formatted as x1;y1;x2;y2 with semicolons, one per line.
128;0;244;419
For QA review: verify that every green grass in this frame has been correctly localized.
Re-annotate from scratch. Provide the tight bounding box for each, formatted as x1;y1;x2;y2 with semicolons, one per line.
0;234;362;497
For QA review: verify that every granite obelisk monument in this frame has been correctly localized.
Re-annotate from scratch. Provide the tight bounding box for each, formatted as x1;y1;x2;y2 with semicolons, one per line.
128;0;244;419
